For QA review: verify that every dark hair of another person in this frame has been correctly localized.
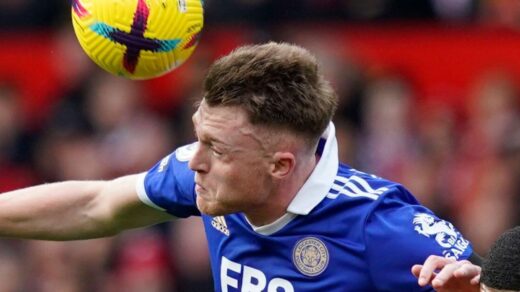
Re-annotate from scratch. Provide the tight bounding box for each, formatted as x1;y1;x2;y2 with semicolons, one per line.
481;226;520;290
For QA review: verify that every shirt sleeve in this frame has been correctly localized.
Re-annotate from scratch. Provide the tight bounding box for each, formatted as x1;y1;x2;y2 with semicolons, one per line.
364;186;473;291
135;143;200;218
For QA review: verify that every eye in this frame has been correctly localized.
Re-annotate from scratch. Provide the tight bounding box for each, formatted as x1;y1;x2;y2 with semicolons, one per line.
211;147;223;157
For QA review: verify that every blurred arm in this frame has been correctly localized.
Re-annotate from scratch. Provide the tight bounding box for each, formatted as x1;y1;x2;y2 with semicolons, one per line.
0;174;173;240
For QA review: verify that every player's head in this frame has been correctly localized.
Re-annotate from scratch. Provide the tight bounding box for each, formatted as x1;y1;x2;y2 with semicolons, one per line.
189;42;337;219
480;226;520;292
202;42;337;147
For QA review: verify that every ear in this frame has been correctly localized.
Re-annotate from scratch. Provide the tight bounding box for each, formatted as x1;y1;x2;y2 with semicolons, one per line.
270;152;295;179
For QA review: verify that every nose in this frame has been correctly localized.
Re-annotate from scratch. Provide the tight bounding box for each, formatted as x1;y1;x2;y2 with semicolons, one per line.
188;143;209;173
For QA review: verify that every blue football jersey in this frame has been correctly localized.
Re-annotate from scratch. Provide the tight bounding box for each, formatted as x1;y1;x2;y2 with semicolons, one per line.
136;123;473;292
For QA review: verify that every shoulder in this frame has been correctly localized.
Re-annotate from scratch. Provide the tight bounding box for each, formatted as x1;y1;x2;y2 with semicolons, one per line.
137;143;199;217
312;165;412;240
347;167;474;261
147;142;197;184
174;142;198;162
323;165;429;236
327;164;409;205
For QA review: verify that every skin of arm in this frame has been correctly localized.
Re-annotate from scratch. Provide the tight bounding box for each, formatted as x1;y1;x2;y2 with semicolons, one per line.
0;174;173;240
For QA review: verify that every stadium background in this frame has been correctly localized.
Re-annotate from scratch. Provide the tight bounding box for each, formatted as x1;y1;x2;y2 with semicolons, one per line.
1;0;519;291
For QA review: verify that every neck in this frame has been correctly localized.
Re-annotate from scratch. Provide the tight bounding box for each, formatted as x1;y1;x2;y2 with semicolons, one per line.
244;154;318;227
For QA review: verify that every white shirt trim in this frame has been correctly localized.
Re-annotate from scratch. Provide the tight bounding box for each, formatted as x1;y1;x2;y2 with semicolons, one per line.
135;172;166;211
287;122;339;215
247;213;299;236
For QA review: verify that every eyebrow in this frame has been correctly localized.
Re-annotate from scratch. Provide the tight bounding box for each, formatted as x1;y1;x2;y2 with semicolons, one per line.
193;125;229;147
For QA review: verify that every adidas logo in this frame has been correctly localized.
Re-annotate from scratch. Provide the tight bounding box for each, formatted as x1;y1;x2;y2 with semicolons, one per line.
211;216;230;236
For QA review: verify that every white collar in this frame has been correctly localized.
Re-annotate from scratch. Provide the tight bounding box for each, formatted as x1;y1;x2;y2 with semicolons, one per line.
249;122;339;235
287;122;339;215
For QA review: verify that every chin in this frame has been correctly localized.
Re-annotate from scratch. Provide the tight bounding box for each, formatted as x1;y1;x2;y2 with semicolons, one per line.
196;196;231;216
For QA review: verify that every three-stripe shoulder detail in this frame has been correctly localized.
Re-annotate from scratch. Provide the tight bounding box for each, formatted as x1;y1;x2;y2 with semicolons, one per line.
327;175;389;200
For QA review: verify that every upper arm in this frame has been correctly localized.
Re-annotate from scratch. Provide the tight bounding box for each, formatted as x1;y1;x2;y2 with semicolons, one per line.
96;174;174;235
364;188;472;291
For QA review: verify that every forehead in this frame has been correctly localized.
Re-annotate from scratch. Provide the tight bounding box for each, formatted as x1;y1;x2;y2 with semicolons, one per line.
192;101;262;146
193;101;249;129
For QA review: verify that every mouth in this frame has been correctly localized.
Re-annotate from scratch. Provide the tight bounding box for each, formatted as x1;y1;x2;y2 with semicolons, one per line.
195;182;207;195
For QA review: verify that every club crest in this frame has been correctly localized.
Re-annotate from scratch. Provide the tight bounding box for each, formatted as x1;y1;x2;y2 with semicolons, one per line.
413;213;458;248
412;213;471;260
292;237;329;277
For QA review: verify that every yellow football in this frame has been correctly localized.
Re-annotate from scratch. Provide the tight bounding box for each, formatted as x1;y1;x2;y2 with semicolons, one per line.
71;0;203;79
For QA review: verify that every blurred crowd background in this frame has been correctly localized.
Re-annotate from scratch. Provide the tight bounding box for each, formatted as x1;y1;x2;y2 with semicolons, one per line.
1;0;520;291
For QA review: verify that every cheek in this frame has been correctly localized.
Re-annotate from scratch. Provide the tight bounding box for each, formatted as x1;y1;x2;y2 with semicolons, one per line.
219;164;269;197
216;169;250;195
206;155;272;201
